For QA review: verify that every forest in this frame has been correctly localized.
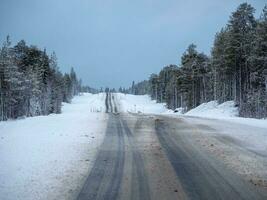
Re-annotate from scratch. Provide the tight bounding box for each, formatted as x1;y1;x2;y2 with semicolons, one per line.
131;3;267;119
0;37;82;121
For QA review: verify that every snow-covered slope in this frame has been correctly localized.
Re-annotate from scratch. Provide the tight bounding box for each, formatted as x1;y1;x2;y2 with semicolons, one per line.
116;93;171;114
185;101;238;118
0;93;106;200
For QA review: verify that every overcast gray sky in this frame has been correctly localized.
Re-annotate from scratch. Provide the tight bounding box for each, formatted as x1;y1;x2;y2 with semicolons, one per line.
0;0;266;88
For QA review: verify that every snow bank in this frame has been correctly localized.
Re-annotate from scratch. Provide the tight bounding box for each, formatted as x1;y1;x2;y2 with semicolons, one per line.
185;101;238;118
116;93;170;114
182;100;267;129
0;93;106;200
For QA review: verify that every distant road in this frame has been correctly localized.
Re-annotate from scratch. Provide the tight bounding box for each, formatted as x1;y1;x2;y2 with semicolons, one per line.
77;93;266;200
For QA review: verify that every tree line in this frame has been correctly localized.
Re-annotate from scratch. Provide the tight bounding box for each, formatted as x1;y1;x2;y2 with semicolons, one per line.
0;37;82;121
130;3;267;118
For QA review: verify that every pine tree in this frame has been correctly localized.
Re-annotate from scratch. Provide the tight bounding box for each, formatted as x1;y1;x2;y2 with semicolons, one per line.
246;5;267;118
226;3;256;110
0;37;83;120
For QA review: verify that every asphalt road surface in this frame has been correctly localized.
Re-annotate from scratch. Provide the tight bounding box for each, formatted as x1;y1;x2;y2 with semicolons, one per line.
77;93;267;200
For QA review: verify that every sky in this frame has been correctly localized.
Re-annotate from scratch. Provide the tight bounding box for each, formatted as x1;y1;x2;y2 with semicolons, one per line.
0;0;266;89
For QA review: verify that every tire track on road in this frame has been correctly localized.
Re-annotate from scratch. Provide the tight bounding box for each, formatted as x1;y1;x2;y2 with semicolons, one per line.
77;115;125;200
122;119;151;200
109;93;113;113
77;94;152;200
77;93;125;200
105;92;109;113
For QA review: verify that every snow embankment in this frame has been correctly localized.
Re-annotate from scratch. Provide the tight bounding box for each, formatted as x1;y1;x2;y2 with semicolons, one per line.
0;93;106;200
182;100;267;129
185;101;238;118
116;93;171;114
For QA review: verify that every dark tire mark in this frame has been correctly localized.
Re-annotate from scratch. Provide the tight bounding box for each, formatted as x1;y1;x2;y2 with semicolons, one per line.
105;92;109;113
111;95;118;113
122;119;151;200
113;95;118;113
77;115;125;200
103;117;125;199
105;92;117;113
109;93;113;113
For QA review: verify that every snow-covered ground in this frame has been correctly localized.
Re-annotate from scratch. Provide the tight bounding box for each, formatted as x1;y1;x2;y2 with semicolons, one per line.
185;101;238;118
0;93;107;200
116;93;171;114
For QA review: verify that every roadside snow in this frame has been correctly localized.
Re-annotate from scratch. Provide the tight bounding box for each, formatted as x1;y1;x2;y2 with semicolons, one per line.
116;93;171;114
0;93;106;200
185;101;238;118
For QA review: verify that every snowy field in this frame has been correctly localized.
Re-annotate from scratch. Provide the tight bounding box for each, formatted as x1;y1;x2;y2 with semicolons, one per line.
0;93;107;200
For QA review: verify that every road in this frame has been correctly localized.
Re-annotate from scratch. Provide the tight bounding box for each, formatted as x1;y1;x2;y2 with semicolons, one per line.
77;93;267;200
